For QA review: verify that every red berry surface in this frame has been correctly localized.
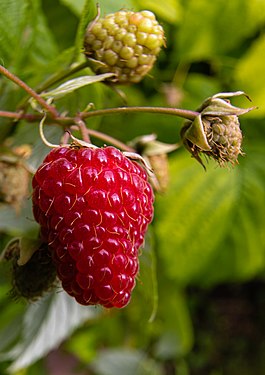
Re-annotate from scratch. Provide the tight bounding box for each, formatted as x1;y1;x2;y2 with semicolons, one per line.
32;146;154;308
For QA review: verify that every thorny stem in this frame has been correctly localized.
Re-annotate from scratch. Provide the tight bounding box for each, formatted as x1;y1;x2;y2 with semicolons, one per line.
0;65;58;118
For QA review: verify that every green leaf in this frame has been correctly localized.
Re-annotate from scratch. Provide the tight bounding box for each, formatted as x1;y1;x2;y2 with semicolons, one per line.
61;0;136;19
41;0;79;51
3;291;101;373
234;33;265;117
0;202;38;236
41;73;114;100
73;0;97;61
246;0;265;33
0;0;59;136
60;0;91;16
0;0;29;66
137;228;158;323
91;349;162;375
12;123;61;173
0;281;26;355
0;0;58;73
181;73;222;111
156;287;194;357
24;1;59;68
177;0;265;61
201;142;265;284
155;142;265;287
132;0;182;24
64;329;98;364
0;316;24;354
99;0;135;14
22;47;77;91
155;151;237;286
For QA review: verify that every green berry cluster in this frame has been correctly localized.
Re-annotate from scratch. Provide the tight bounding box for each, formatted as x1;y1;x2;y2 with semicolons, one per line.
84;10;165;84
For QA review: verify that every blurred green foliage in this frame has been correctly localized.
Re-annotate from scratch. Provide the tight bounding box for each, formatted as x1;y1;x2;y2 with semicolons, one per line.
0;0;264;374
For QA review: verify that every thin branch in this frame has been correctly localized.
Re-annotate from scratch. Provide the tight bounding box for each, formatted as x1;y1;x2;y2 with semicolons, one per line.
80;106;199;121
0;103;199;131
0;110;40;122
87;128;135;152
0;65;58;118
0;105;199;127
70;125;135;152
74;117;91;143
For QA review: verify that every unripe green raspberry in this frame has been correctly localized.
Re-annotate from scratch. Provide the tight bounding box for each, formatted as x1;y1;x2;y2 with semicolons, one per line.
198;115;243;164
84;10;165;84
181;114;243;167
181;92;254;168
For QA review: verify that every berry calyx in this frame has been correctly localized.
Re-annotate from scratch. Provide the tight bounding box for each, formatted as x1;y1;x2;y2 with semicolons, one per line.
32;146;154;308
84;10;165;84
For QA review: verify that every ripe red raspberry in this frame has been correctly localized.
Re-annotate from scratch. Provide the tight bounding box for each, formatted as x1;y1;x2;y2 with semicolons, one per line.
32;146;154;308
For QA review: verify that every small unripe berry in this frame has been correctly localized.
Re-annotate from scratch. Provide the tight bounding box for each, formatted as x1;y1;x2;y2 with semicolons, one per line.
84;10;165;84
203;115;243;164
181;92;254;167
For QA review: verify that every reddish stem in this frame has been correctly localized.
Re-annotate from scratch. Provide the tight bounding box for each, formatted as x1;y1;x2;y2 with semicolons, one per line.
0;65;58;118
74;117;91;143
80;106;199;121
70;125;134;152
0;110;39;121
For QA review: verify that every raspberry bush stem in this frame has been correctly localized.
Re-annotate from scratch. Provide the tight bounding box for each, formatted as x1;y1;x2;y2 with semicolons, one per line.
0;65;58;118
70;125;135;152
0;110;38;121
75;117;91;144
80;106;199;121
0;106;199;125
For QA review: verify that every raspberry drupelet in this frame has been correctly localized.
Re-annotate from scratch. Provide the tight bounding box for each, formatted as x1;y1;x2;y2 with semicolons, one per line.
32;146;154;308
